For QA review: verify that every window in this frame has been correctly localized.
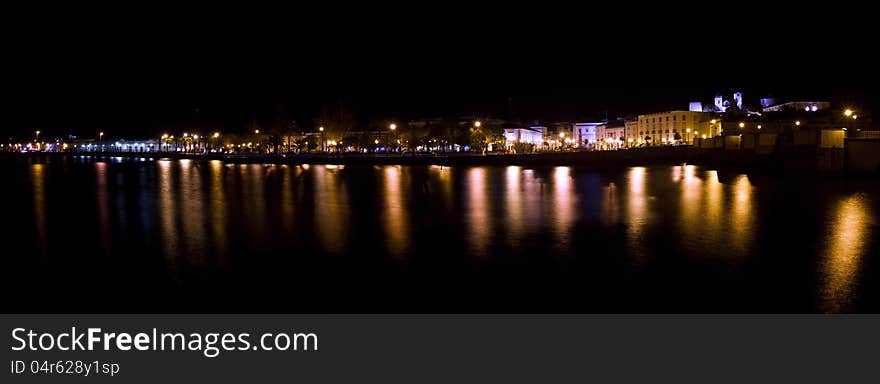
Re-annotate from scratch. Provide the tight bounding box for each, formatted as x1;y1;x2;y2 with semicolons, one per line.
683;115;686;121
673;116;676;121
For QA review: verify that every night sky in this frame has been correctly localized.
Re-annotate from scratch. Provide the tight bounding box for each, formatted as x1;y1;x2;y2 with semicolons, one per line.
3;12;876;139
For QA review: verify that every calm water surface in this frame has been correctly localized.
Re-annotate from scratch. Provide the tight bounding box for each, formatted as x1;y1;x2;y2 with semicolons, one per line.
2;156;878;312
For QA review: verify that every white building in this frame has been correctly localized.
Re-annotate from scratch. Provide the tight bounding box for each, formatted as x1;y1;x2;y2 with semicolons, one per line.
762;101;831;113
504;127;544;150
573;122;604;148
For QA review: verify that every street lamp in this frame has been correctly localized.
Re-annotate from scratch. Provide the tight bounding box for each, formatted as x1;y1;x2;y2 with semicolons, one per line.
844;109;853;117
474;121;482;128
795;121;801;126
389;123;397;130
211;132;220;152
35;130;40;142
99;132;104;141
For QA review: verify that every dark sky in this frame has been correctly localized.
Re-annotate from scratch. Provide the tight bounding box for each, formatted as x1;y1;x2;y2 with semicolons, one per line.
3;11;876;139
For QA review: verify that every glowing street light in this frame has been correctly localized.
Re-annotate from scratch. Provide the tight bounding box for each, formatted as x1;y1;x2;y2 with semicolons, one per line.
35;130;41;141
374;139;379;145
213;132;220;138
474;121;482;128
844;109;853;117
389;123;397;130
757;125;762;130
795;121;801;126
319;126;324;132
254;129;260;134
738;122;745;128
99;132;104;141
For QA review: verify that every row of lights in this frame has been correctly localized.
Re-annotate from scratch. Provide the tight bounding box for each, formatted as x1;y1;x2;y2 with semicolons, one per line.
28;110;863;149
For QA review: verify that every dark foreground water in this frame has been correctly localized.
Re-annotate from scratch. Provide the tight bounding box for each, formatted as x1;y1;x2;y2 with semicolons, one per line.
2;155;879;313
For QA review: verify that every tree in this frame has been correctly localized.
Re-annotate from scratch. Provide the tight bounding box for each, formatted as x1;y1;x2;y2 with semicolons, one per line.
469;125;490;152
316;97;356;149
513;142;533;154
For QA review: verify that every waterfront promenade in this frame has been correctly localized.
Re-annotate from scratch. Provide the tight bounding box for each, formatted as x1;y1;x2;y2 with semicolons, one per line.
7;145;876;176
4;146;722;166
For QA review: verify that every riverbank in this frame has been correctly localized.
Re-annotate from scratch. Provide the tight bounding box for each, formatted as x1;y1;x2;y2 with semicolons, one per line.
2;147;723;166
4;147;875;177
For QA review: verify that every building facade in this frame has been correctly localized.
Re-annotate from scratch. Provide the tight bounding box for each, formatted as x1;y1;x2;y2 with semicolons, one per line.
573;122;603;148
596;122;626;150
624;119;639;146
762;101;831;113
637;111;712;145
504;127;544;150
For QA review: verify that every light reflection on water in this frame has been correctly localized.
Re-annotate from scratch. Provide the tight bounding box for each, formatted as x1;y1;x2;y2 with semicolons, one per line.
31;164;47;260
551;167;576;254
313;165;349;254
505;166;524;245
625;166;649;266
466;167;491;259
209;160;228;263
179;159;206;265
17;158;880;312
157;160;179;280
382;166;409;258
821;193;874;312
95;162;111;257
730;175;755;257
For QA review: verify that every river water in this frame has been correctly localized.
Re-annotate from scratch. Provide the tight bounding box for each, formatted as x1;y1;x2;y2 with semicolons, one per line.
2;155;878;312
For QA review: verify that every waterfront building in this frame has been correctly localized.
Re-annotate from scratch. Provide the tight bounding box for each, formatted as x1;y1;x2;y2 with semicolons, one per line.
762;101;831;113
596;121;626;150
572;122;604;148
624;118;639;147
504;127;544;151
637;111;713;145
